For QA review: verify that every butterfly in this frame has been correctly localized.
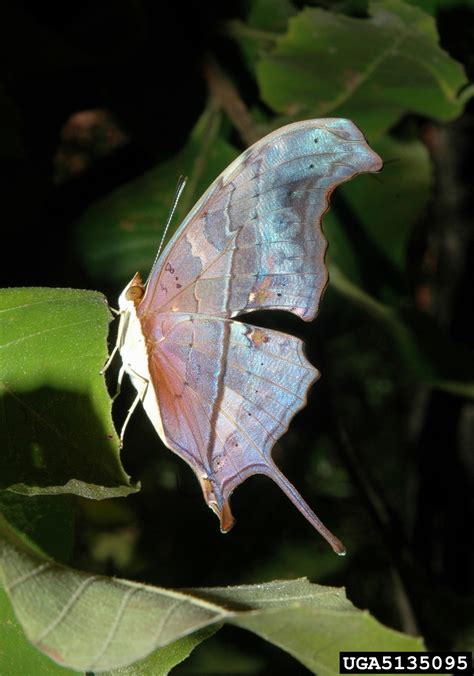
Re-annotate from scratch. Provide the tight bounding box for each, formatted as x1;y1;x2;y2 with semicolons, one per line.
112;119;382;554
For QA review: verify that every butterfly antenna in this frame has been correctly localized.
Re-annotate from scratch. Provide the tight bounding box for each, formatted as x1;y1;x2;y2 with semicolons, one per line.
145;175;188;285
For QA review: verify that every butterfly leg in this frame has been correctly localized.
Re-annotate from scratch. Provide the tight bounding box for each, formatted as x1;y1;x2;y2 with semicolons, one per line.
119;368;149;445
111;364;126;402
101;343;120;375
101;308;127;375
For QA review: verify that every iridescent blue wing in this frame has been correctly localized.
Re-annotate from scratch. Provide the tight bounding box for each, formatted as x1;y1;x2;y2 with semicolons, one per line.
132;120;381;552
139;119;382;320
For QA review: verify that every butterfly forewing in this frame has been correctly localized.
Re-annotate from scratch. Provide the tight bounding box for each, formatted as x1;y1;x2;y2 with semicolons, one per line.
138;119;382;321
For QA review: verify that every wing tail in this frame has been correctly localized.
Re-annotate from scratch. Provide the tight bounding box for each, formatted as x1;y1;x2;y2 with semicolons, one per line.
261;461;346;555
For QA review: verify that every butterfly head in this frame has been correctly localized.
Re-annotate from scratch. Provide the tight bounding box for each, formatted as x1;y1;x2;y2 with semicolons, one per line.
118;272;145;312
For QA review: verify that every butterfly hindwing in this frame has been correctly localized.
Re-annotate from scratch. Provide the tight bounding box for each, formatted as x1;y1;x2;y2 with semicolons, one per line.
145;312;339;539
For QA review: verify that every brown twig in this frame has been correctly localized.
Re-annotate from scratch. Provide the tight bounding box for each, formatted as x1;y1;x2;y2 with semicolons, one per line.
202;55;261;147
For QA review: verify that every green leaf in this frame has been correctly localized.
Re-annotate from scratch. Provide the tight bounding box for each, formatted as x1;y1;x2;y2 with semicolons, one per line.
0;588;77;676
76;105;238;285
344;135;432;270
173;634;266;674
0;516;230;673
322;133;432;284
248;0;296;32
0;287;136;498
253;0;471;137
102;626;219;676
1;517;428;674
231;597;424;674
0;493;76;674
230;0;296;70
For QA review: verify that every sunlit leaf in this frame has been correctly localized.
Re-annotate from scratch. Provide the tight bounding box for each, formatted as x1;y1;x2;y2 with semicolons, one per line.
0;287;136;498
1;517;427;674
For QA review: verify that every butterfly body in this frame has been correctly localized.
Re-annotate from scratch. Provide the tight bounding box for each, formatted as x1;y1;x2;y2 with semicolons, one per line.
115;119;382;553
118;274;167;444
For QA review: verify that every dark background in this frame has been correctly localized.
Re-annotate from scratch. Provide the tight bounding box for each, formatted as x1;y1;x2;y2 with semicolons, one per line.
2;1;235;288
1;1;473;673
